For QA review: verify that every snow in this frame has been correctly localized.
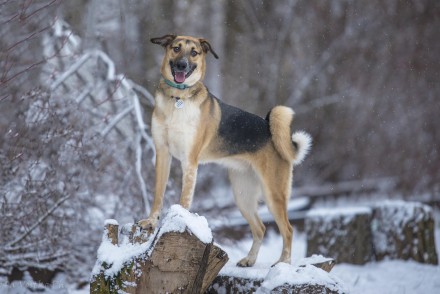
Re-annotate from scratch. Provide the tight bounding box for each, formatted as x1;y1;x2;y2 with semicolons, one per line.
258;263;347;293
217;234;345;292
220;264;268;281
332;260;440;294
1;273;89;294
91;235;152;277
374;200;432;223
219;261;346;293
158;204;213;244
3;211;439;293
104;219;118;226
216;223;440;294
92;204;212;279
293;254;334;267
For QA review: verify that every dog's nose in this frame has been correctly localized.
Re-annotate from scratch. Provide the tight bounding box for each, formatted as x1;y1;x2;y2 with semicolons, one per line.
176;59;188;71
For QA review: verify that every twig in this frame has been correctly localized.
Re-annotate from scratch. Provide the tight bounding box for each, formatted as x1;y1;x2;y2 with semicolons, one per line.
101;105;134;137
5;194;70;248
50;51;92;91
131;81;155;106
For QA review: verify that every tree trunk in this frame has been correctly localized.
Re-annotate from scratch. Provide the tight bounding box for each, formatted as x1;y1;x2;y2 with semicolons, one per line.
372;201;438;264
305;207;374;264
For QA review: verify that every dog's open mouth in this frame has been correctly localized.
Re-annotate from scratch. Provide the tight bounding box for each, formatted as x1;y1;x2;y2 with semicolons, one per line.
174;71;186;83
170;62;197;84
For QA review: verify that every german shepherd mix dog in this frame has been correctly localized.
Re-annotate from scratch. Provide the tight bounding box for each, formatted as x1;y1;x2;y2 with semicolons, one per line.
139;34;312;267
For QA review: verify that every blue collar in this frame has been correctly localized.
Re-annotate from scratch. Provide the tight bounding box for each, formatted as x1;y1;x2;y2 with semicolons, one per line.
163;78;190;90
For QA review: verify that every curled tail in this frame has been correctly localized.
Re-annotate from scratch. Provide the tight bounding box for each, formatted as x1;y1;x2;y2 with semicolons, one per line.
267;106;312;165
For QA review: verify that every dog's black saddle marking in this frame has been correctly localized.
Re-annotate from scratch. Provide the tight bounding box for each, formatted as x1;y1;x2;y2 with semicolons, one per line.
215;96;271;155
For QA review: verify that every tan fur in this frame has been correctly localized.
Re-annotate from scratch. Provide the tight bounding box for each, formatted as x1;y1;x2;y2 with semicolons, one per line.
269;106;296;161
139;35;311;267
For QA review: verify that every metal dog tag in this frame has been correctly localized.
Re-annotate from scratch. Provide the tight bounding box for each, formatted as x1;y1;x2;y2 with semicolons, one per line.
175;99;184;109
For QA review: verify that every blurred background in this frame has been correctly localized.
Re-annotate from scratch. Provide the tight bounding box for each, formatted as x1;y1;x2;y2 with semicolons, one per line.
1;0;439;290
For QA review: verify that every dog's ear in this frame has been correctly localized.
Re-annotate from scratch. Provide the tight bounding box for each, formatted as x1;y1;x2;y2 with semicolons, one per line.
199;39;219;59
151;34;177;47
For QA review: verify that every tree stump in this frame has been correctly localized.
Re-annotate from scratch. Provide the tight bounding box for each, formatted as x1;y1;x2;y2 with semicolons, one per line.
104;219;119;245
305;207;373;264
372;200;438;264
90;205;229;294
207;257;346;294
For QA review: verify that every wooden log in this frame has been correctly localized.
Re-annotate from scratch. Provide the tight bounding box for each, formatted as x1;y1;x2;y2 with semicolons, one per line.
206;275;262;293
270;284;343;294
135;231;228;293
305;207;373;264
372;201;438;264
91;205;229;294
207;257;345;294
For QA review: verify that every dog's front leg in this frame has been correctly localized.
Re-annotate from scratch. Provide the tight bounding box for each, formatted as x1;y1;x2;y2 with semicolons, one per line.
138;147;171;232
180;160;198;209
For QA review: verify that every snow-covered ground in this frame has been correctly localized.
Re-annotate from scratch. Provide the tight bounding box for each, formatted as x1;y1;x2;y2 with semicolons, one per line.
217;226;440;294
3;210;439;293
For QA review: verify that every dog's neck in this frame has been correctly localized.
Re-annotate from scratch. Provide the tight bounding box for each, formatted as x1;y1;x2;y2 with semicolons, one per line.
163;77;190;90
159;78;205;101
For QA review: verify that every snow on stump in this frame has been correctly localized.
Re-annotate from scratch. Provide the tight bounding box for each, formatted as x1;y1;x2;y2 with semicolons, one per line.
90;205;229;294
372;200;438;264
305;207;373;265
207;256;346;294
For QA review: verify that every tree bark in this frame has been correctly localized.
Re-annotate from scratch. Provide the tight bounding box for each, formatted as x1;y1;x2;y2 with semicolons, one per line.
306;207;374;264
372;201;438;264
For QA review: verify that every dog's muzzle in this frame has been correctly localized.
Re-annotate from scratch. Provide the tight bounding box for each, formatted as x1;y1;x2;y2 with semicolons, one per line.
170;58;197;84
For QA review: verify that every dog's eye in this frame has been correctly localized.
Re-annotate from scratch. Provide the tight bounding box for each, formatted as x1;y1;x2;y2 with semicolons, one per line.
191;50;198;57
173;46;180;53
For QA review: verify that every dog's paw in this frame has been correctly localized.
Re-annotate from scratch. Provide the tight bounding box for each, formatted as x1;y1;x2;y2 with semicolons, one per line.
236;257;256;267
137;218;158;234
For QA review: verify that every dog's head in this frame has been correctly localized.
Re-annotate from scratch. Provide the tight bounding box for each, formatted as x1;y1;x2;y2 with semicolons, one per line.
151;34;218;87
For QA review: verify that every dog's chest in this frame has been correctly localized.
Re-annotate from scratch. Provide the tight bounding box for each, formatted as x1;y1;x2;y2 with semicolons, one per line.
155;95;200;160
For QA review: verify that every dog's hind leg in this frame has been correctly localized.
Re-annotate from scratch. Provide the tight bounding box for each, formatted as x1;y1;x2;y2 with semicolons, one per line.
258;156;294;265
229;167;266;267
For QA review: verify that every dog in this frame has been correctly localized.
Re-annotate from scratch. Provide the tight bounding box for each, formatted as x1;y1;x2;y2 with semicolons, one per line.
138;34;312;267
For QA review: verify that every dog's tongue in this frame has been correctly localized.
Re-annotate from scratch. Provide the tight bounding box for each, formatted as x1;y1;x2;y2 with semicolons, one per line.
174;72;186;83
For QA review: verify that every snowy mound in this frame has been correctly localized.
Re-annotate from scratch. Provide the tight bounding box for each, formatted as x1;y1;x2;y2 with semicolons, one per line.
216;259;346;293
293;254;334;267
258;263;347;293
158;204;213;244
